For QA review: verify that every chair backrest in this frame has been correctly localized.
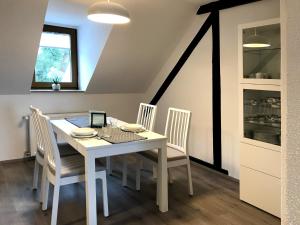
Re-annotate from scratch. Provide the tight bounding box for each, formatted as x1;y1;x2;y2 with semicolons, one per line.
164;107;191;155
136;103;157;131
38;113;61;174
30;106;44;153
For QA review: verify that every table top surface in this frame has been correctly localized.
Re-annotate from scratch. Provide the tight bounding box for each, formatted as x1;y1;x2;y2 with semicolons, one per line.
51;119;167;151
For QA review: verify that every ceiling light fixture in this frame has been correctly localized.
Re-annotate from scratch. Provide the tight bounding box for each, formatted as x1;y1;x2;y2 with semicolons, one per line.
87;0;130;24
243;28;271;48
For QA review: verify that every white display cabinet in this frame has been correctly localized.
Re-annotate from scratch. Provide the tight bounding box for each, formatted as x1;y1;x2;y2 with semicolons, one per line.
238;18;281;218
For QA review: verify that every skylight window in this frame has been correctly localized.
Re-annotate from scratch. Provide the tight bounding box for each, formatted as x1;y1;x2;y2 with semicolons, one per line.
32;25;78;90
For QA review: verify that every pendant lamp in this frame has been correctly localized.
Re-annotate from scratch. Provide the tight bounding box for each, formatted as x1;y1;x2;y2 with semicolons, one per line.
88;0;130;24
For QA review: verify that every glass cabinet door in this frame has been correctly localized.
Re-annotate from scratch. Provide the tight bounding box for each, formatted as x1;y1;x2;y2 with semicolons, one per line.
243;89;281;146
243;23;281;80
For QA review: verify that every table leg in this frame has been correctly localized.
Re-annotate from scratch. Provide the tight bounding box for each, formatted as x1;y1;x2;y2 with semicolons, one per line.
106;156;112;175
85;154;97;225
157;143;168;212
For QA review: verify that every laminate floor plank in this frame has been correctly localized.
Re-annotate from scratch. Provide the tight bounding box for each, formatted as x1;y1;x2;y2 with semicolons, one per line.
0;158;280;225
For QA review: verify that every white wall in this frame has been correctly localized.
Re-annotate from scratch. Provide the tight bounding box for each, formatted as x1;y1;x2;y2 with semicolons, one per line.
77;22;112;90
145;14;215;165
0;0;48;94
0;93;141;161
281;0;300;223
144;0;280;178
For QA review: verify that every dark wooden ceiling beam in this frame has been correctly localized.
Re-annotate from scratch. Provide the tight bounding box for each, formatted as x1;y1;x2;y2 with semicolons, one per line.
197;0;262;15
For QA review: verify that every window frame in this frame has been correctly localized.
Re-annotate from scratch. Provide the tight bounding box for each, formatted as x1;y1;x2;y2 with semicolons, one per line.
31;25;79;90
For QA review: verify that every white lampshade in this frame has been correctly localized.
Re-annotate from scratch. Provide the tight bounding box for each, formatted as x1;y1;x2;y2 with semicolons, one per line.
87;1;130;24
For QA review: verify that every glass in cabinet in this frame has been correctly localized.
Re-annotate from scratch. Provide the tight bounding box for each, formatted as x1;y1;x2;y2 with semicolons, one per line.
243;23;281;80
243;89;281;146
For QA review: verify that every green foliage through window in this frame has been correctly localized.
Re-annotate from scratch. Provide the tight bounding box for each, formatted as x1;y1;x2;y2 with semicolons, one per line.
35;47;71;82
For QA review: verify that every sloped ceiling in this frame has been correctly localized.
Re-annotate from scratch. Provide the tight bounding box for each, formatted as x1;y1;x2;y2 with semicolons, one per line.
0;0;48;94
46;0;205;93
0;0;213;95
86;0;199;93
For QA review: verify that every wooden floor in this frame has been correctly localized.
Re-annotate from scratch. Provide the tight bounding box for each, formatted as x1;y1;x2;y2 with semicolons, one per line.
0;157;280;225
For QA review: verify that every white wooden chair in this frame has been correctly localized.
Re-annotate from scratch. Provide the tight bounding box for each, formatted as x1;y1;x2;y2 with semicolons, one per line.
38;113;109;225
30;106;45;190
137;107;193;195
136;103;157;131
30;106;78;193
121;103;157;188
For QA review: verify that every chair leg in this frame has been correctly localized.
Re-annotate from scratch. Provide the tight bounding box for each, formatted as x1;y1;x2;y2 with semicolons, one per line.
51;184;60;225
152;165;157;179
168;168;174;184
101;174;109;217
42;177;50;211
32;159;40;190
135;159;142;191
106;157;112;175
122;159;128;187
40;164;47;203
187;161;193;196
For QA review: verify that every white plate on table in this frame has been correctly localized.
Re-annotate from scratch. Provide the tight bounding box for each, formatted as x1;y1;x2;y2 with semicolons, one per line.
72;128;96;136
120;124;145;133
71;131;98;139
71;128;98;138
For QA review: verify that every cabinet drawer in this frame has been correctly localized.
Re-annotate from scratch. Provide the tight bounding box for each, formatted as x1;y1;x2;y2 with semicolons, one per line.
240;142;281;178
240;166;280;217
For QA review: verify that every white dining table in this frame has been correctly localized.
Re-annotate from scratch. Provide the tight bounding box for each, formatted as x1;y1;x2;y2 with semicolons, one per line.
51;118;168;225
